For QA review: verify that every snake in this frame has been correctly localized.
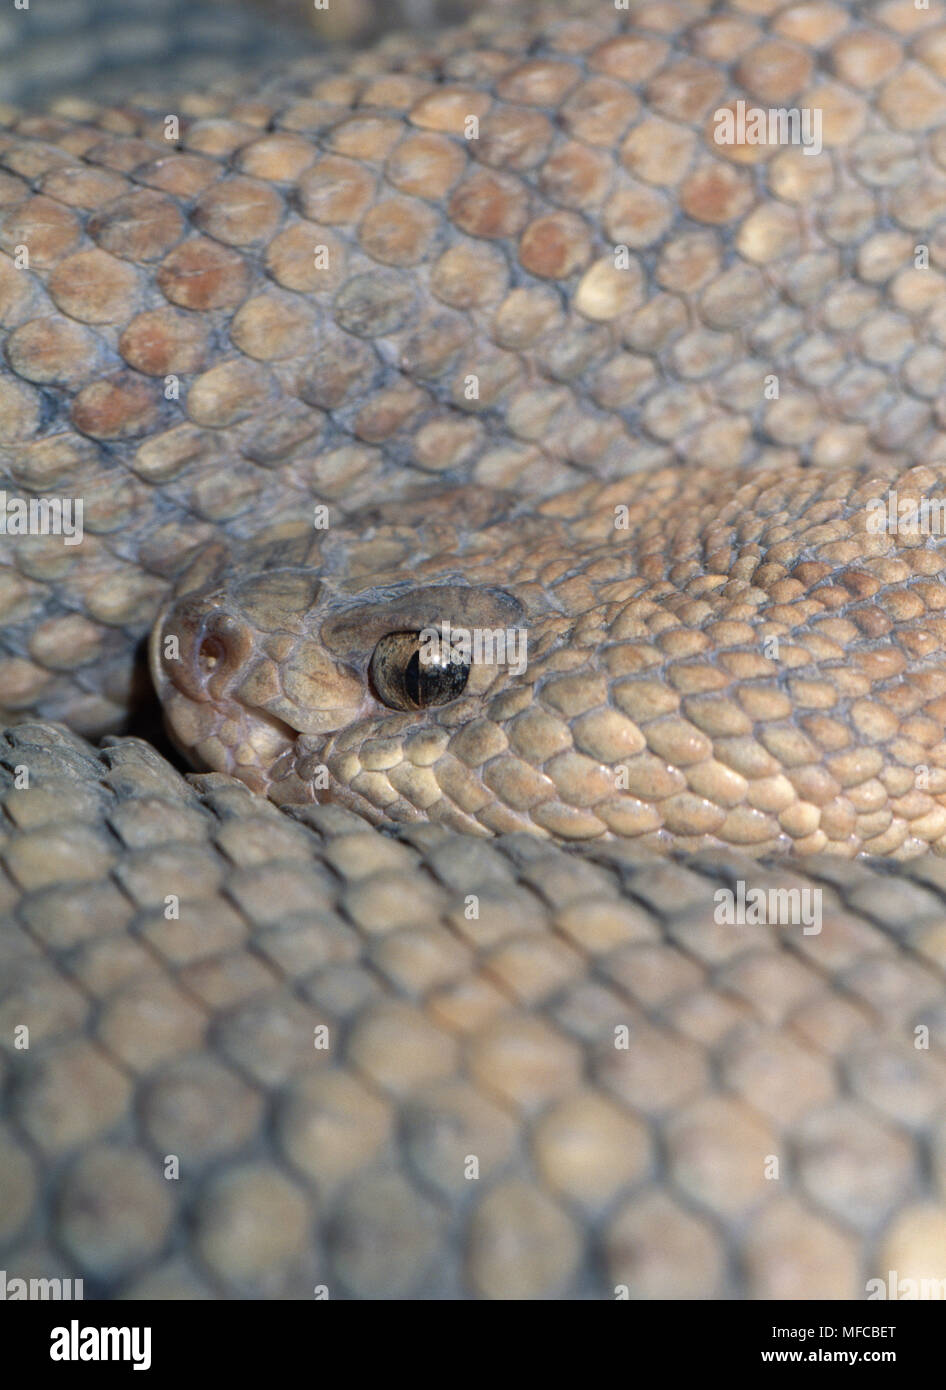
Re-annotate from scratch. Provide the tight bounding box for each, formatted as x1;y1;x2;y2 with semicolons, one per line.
2;0;946;1301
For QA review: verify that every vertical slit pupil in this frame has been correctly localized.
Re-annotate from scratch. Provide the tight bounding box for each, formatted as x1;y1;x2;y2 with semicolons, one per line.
404;649;422;705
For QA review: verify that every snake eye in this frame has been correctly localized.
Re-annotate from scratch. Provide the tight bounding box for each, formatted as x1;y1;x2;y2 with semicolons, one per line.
369;630;470;711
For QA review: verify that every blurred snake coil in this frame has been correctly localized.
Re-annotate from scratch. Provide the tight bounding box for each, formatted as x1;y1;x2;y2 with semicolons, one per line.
2;0;946;1300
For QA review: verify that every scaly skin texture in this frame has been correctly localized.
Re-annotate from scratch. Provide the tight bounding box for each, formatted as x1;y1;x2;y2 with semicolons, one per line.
3;720;946;1299
154;459;946;857
3;0;946;735
2;0;946;1299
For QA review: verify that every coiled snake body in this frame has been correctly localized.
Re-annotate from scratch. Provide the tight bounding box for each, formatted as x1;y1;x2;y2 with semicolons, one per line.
2;0;946;1299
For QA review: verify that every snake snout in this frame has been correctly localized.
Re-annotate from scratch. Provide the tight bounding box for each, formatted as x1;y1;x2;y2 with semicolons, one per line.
153;595;256;704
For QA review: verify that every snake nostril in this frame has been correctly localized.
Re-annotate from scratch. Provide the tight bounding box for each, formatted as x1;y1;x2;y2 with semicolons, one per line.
194;611;254;690
197;635;226;671
153;598;254;703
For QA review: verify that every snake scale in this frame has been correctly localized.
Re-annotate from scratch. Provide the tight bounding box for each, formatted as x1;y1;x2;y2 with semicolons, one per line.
2;0;946;1300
